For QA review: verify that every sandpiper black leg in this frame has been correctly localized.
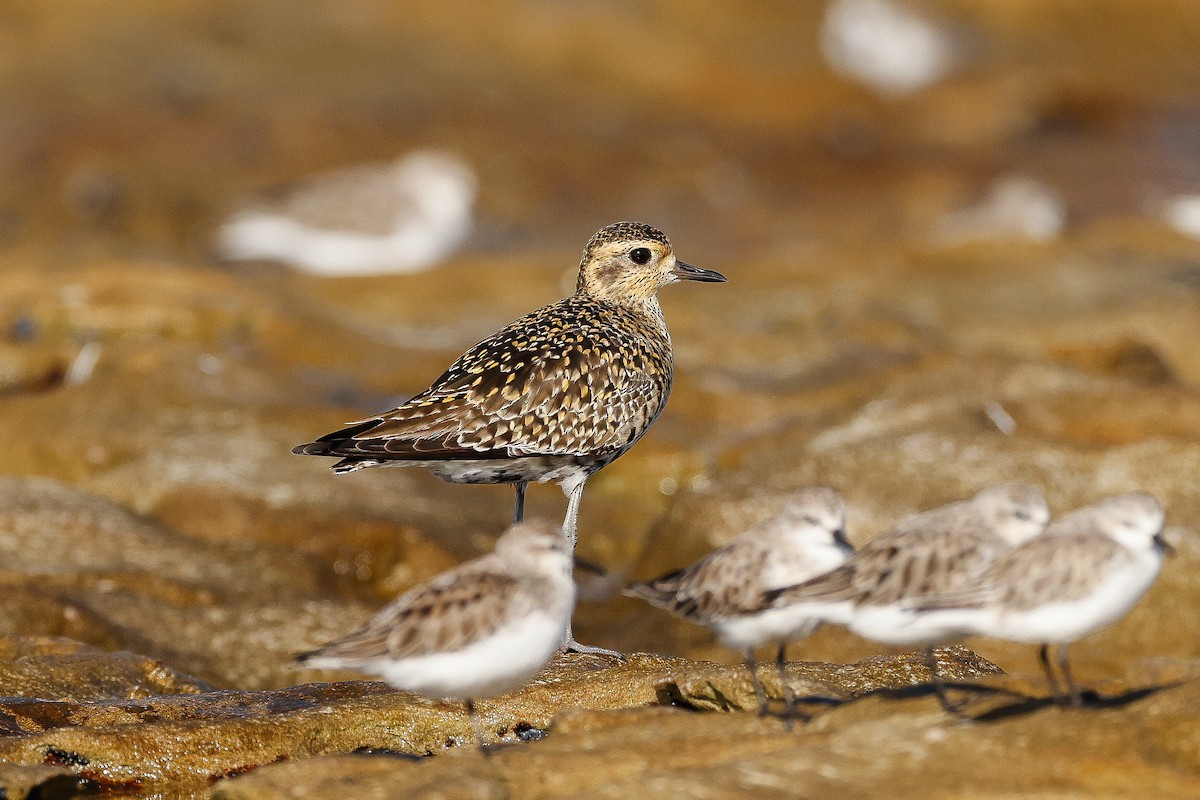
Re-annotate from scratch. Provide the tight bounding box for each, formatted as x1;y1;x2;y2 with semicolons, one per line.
513;482;528;524
924;647;962;714
465;698;489;752
776;642;805;728
1056;644;1083;707
746;648;769;717
1038;643;1065;705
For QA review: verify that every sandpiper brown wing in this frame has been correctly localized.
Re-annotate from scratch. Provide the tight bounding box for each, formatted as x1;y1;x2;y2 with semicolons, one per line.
298;568;522;663
628;539;773;622
767;522;1007;608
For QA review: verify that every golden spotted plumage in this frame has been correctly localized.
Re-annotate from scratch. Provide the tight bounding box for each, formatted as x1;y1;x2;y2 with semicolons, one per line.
293;221;725;495
295;222;725;654
300;295;672;464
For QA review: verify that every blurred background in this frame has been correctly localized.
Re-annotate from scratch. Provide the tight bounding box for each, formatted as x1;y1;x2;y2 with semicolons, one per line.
5;0;1200;263
1;0;1200;691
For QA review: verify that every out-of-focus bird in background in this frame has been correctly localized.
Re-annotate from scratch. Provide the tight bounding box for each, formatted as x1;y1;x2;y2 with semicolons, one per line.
821;0;955;97
218;149;477;276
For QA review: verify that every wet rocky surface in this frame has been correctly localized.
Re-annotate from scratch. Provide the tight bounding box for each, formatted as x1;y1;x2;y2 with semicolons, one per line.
0;648;1000;796
212;670;1200;800
2;0;1200;798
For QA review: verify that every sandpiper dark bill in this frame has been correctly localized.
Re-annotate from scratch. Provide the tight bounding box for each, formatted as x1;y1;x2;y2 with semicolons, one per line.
294;221;726;655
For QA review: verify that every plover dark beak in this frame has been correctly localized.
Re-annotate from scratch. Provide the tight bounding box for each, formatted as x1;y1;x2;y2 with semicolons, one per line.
1154;530;1175;556
672;261;727;282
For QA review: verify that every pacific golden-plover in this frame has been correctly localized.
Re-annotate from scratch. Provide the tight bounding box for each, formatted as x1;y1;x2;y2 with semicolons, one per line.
294;221;726;654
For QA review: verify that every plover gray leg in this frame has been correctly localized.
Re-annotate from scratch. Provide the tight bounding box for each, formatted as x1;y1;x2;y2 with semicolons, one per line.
562;636;624;658
557;476;623;657
561;478;586;550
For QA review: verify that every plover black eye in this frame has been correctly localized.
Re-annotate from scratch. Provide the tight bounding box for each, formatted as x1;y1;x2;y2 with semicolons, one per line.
629;247;652;265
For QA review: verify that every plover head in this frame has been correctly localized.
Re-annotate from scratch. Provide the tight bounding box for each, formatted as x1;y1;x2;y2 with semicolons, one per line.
575;221;726;303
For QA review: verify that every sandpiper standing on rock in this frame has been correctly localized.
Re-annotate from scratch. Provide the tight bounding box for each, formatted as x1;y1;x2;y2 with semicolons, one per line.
296;520;575;748
294;221;726;654
915;491;1169;707
626;486;853;724
764;482;1049;711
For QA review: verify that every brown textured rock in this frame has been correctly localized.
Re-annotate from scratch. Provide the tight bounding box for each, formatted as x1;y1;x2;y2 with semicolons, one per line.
0;765;90;800
213;668;1200;800
0;2;1199;799
0;637;212;704
0;477;385;689
0;649;999;790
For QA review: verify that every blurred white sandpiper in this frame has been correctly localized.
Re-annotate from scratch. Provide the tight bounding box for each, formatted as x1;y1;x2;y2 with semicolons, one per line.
218;149;477;276
820;0;955;97
915;491;1169;707
626;486;853;723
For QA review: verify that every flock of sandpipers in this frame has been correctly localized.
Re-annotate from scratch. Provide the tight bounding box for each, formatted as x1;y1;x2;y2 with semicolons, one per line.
293;222;1172;746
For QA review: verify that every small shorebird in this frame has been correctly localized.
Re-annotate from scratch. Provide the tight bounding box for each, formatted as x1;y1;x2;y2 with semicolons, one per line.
764;482;1049;711
296;520;574;748
626;486;852;724
219;149;476;276
294;221;726;654
916;491;1169;707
